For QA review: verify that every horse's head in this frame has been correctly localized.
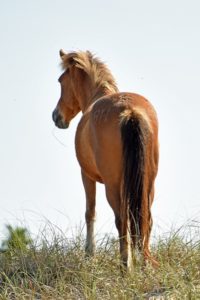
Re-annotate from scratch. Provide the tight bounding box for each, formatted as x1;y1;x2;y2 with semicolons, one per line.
52;49;118;129
52;50;83;129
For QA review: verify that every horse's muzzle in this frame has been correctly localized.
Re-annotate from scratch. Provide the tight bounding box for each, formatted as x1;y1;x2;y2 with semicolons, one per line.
52;108;69;129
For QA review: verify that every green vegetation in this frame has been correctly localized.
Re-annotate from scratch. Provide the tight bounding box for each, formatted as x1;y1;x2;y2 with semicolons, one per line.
0;225;33;254
0;224;199;299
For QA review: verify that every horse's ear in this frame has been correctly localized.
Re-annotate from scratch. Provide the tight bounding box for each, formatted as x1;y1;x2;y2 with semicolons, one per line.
59;49;66;60
86;50;93;59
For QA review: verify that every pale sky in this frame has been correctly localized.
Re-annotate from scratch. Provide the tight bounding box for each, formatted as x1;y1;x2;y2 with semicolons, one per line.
0;0;200;241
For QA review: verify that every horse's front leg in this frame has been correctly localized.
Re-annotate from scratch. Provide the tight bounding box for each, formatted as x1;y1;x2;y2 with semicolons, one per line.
81;170;96;256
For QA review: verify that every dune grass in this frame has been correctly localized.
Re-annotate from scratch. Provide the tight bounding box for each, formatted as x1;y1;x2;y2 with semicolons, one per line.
0;223;199;299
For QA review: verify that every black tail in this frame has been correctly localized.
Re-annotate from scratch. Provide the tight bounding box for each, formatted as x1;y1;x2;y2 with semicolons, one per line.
120;109;149;247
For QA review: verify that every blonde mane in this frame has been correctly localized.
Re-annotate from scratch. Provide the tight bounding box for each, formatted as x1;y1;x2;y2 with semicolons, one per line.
61;51;119;94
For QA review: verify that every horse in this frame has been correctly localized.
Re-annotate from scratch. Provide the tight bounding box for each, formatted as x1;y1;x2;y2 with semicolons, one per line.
52;50;159;269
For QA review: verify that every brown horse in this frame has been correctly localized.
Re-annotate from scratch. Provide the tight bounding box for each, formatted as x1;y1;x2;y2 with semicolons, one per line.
52;50;159;269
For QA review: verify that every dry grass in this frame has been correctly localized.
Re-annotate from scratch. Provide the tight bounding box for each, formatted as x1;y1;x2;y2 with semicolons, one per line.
0;223;199;300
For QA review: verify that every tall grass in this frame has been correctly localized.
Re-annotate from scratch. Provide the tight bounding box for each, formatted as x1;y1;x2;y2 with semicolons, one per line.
0;222;199;299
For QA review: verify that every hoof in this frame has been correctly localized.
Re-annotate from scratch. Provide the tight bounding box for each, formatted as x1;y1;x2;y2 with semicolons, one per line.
85;245;95;257
144;253;159;268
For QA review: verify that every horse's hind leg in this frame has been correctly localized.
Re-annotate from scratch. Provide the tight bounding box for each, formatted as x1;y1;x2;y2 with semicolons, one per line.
81;171;96;256
141;185;158;267
105;185;131;270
